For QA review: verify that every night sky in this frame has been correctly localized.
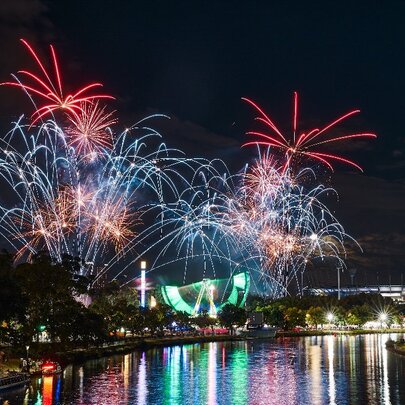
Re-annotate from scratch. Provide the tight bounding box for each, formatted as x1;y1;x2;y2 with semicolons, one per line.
0;1;404;287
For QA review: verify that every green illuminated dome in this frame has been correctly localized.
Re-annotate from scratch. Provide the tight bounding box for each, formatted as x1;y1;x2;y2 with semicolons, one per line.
161;272;249;316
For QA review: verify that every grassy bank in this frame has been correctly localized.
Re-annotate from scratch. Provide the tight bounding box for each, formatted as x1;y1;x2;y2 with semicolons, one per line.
0;335;243;372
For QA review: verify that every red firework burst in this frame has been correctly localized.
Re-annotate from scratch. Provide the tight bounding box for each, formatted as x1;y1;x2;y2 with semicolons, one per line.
242;93;377;171
1;39;114;124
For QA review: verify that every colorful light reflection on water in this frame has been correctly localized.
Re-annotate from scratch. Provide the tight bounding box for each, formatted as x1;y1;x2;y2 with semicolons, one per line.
2;333;405;405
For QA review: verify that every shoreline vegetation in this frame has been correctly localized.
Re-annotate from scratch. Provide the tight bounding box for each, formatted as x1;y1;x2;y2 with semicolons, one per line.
2;329;405;373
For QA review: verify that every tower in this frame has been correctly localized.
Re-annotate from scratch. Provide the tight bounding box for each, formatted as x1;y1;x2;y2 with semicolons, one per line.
140;260;147;307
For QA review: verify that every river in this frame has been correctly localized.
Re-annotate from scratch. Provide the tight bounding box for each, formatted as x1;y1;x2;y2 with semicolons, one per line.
2;333;405;404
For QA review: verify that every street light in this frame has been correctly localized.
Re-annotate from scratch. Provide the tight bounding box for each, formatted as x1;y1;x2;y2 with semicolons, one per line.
379;312;388;329
327;312;334;324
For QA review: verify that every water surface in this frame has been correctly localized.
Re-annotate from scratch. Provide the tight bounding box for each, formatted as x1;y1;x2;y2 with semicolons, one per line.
2;333;405;404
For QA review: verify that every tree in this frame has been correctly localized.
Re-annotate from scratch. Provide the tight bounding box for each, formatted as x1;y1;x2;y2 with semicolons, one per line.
121;306;151;337
173;311;192;333
306;306;324;329
218;304;247;334
0;250;26;345
13;253;89;345
142;304;175;336
259;304;284;328
91;282;140;336
194;310;217;331
283;307;306;330
333;306;347;326
49;298;105;346
345;305;371;327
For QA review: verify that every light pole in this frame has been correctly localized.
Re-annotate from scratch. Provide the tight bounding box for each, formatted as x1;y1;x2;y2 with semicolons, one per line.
25;345;30;372
337;264;343;300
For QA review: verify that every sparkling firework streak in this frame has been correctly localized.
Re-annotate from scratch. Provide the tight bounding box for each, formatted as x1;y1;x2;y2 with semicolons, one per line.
1;39;114;124
242;93;377;171
66;102;117;158
118;153;354;298
0;116;198;278
112;159;244;288
221;153;356;297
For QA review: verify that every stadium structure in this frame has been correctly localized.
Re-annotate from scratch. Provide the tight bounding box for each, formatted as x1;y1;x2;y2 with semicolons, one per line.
161;272;250;317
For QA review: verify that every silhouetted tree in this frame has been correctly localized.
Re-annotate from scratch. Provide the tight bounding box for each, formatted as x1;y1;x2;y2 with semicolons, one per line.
218;304;247;334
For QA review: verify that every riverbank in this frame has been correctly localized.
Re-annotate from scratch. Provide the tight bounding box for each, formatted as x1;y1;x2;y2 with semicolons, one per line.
54;329;405;365
3;329;404;372
46;335;245;366
4;330;400;404
0;335;243;373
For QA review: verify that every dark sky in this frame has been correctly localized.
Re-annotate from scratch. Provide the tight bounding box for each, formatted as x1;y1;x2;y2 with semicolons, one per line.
0;0;404;286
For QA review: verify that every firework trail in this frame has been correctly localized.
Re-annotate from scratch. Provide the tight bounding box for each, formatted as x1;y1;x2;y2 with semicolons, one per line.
0;39;201;281
117;151;353;298
242;93;376;172
112;158;240;286
218;152;357;297
0;39;114;124
0;115;200;278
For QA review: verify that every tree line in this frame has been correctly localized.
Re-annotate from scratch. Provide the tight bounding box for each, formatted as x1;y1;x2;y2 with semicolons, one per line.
249;293;403;330
0;252;246;353
1;251;403;356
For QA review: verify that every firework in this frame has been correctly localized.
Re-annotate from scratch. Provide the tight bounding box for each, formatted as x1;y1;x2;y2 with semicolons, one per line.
66;102;117;157
0;40;371;300
1;39;114;124
87;196;137;253
220;153;354;297
0;117;358;297
0;116;195;278
115;150;355;298
242;93;376;171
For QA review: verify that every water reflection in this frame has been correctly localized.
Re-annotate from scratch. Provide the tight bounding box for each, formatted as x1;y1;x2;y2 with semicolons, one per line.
2;333;405;405
137;352;147;405
327;335;336;405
